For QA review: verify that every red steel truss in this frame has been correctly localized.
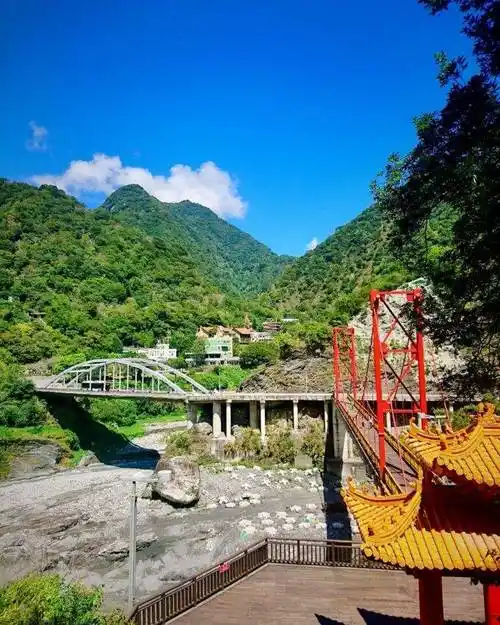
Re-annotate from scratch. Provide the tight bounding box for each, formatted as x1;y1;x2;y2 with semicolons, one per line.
332;289;428;481
332;326;358;403
370;288;428;475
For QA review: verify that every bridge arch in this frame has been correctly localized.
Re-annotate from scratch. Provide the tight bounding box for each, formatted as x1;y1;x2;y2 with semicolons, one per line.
45;358;209;395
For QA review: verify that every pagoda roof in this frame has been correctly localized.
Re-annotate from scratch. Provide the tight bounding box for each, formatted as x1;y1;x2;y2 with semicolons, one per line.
342;473;500;573
403;403;500;488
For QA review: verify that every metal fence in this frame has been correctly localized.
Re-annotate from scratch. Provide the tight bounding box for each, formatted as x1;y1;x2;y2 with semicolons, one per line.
129;538;395;625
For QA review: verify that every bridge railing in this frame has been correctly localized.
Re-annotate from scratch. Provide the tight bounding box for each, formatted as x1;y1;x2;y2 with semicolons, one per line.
129;538;395;625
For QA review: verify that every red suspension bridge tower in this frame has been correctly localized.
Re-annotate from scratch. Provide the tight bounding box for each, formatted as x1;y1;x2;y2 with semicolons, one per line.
333;287;428;482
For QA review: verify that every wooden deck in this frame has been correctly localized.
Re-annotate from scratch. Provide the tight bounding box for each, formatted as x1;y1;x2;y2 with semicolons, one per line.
171;565;483;625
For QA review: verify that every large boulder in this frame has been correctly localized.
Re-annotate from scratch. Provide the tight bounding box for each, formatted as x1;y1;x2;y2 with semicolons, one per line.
193;421;212;436
152;456;200;506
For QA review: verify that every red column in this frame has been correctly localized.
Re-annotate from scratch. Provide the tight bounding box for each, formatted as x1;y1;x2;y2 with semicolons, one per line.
370;290;386;478
484;582;500;625
418;572;444;625
413;288;428;429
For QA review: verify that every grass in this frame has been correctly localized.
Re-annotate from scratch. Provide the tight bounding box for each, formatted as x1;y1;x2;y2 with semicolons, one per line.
114;409;187;439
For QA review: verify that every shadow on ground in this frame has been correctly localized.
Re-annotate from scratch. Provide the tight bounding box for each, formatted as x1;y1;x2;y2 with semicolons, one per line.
46;396;160;469
316;612;481;625
321;412;352;541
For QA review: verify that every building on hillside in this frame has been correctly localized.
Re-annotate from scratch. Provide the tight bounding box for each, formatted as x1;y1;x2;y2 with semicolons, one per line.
232;327;253;343
196;325;235;340
204;336;239;364
262;320;282;333
282;317;298;324
250;331;273;342
124;341;177;362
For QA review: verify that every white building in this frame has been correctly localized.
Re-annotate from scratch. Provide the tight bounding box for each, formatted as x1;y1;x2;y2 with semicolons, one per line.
250;331;273;342
125;342;177;362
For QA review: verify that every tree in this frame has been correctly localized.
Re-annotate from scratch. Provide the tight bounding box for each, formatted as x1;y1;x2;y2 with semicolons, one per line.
372;0;500;394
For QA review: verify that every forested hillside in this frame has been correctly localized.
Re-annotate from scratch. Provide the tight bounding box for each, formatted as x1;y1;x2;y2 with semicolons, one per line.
100;185;291;295
0;180;274;363
266;205;410;324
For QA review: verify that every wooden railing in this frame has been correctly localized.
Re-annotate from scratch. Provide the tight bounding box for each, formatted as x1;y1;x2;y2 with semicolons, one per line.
129;538;395;625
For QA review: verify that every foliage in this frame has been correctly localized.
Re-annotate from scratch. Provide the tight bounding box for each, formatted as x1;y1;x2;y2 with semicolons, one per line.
164;429;210;458
0;573;130;625
371;0;500;394
226;427;262;458
100;184;291;296
0;361;48;427
265;205;410;326
264;422;297;464
0;180;279;365
192;365;255;390
238;341;279;367
299;419;325;467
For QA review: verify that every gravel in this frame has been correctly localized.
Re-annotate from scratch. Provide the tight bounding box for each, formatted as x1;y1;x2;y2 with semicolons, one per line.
0;431;353;610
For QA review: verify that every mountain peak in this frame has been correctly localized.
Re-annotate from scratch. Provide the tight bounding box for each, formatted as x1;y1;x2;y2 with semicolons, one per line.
102;185;152;212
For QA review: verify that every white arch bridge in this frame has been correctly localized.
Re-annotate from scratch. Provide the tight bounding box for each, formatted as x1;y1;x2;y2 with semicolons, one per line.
35;358;210;399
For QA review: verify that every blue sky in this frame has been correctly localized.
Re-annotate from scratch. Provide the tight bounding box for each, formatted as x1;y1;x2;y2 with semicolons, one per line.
1;0;472;256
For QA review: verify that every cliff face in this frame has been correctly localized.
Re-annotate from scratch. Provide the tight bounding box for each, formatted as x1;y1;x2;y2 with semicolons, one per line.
241;356;333;393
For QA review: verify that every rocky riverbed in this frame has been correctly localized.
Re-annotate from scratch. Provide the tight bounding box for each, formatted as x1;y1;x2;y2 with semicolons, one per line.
0;428;351;609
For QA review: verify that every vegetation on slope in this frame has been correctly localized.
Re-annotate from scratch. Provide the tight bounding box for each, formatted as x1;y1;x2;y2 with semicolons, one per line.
266;205;410;324
373;0;500;394
0;180;275;362
100;184;291;295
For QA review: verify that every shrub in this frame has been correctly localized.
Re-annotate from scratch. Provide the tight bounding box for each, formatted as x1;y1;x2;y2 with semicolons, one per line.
265;422;297;464
300;419;325;467
0;362;48;427
164;430;210;458
232;427;261;458
0;573;131;625
239;342;279;368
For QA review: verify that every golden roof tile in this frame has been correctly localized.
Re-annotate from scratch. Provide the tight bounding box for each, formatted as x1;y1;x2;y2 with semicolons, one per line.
342;475;500;572
403;403;500;488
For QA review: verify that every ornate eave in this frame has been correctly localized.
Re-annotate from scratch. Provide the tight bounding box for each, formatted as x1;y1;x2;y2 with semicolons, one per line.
403;403;500;488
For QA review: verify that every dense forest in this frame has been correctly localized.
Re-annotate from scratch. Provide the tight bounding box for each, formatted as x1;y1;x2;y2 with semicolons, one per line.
0;180;278;364
100;184;291;295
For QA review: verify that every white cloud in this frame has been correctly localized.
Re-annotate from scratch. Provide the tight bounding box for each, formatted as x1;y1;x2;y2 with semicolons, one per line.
306;237;318;251
32;153;247;218
26;121;48;152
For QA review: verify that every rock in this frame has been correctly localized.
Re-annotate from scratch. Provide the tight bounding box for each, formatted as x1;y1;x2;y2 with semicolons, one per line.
152;456;200;506
141;483;154;499
257;512;270;518
225;501;236;508
239;501;250;508
8;442;63;478
238;519;253;527
99;533;157;562
294;454;313;469
206;503;218;510
193;422;212;436
218;497;229;505
275;511;288;519
78;452;99;467
261;518;274;526
306;503;317;510
264;526;277;536
282;524;294;531
249;498;261;505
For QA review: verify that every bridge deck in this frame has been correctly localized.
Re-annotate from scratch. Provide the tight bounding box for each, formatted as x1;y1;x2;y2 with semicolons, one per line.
171;565;482;625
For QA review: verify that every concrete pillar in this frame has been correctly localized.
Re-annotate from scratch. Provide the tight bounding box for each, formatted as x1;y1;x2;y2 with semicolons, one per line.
226;400;232;439
385;412;392;433
249;402;258;429
323;400;329;439
187;402;197;423
213;401;222;438
260;400;266;441
292;400;299;431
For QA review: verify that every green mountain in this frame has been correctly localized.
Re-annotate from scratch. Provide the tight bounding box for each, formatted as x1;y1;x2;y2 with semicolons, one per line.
266;205;411;323
99;185;292;295
0;180;275;363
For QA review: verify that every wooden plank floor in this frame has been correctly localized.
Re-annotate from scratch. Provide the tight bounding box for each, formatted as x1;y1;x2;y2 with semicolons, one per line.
172;565;483;625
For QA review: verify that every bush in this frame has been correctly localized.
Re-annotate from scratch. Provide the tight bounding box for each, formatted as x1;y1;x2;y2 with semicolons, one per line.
164;430;210;458
0;362;48;427
87;398;138;427
0;573;130;625
239;342;279;368
230;427;261;458
265;422;297;464
300;419;325;467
